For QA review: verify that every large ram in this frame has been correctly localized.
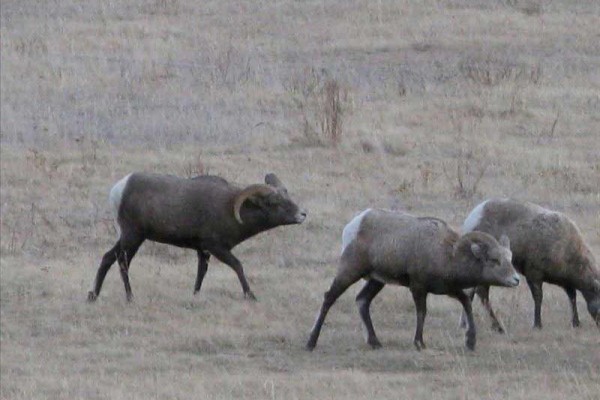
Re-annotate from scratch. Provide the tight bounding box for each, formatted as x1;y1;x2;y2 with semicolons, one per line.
87;172;307;302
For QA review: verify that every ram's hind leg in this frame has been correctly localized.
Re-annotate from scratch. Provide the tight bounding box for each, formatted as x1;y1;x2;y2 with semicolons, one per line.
117;234;144;302
306;245;368;350
356;279;385;348
88;241;120;302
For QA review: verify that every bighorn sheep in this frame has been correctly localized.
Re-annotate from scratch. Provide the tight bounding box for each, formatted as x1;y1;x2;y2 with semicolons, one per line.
460;198;600;330
306;209;520;351
87;172;307;302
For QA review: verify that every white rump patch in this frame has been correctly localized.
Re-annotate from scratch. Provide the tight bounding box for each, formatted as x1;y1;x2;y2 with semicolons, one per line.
109;173;132;237
462;200;489;233
341;209;372;254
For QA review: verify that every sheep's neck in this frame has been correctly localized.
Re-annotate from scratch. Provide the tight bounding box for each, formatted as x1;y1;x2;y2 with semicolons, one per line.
447;256;483;289
236;210;276;242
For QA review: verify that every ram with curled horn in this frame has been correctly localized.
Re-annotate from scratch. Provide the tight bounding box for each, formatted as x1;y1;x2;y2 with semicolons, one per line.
88;172;307;303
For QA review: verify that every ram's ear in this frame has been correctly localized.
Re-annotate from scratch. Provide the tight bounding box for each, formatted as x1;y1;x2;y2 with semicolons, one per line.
265;173;284;188
499;234;510;249
471;243;484;260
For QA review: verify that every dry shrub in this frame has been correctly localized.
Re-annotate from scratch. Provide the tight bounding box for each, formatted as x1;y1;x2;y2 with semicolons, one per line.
358;133;412;157
391;178;415;196
537;165;597;195
26;149;49;172
451;148;489;199
535;111;560;144
286;68;348;147
382;136;411;157
418;162;439;189
182;158;209;178
359;140;377;153
460;55;542;87
13;34;48;56
210;45;254;90
445;115;490;199
512;111;561;143
143;0;181;16
503;0;544;16
321;80;343;146
75;136;101;173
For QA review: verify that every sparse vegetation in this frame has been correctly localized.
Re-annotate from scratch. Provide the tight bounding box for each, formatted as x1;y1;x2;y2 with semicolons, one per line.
450;147;490;199
460;55;542;87
287;68;348;147
503;0;545;16
1;0;599;399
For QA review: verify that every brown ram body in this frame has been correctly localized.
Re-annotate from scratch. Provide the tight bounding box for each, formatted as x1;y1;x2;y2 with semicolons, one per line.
88;173;306;302
306;209;519;351
461;198;600;330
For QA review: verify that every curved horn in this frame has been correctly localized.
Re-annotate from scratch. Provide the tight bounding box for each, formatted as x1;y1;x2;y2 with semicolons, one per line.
233;184;276;224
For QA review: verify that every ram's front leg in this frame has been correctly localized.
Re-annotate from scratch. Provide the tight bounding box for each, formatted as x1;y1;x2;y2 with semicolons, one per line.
209;247;256;300
193;250;211;295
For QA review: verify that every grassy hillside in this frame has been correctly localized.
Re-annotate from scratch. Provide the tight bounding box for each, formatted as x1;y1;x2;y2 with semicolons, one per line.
1;1;599;399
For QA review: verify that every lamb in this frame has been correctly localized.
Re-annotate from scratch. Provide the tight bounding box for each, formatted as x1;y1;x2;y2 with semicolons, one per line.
460;198;600;331
306;209;520;351
87;172;307;302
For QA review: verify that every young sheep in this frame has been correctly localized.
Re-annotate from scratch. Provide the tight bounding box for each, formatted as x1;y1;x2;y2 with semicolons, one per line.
460;198;600;330
88;172;307;302
306;209;520;351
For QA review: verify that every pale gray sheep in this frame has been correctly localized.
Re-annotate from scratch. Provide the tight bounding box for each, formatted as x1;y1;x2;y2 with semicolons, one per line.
460;198;600;331
306;209;519;351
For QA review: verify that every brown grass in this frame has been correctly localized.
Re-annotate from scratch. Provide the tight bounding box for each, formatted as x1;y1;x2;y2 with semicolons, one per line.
1;1;600;399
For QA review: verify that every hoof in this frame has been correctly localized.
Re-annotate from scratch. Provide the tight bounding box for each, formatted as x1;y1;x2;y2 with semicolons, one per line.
572;320;581;328
305;342;316;352
244;291;257;301
413;340;426;351
466;338;476;351
87;291;97;302
368;339;382;349
491;323;505;334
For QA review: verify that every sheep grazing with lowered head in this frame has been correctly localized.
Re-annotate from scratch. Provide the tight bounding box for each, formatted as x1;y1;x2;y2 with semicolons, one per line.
306;209;520;351
87;172;307;302
460;198;600;331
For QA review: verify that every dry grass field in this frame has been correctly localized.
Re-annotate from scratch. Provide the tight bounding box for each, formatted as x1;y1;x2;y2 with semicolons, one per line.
1;0;599;399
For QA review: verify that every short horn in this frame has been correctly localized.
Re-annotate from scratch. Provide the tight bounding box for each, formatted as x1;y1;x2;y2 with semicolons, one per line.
233;184;275;224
